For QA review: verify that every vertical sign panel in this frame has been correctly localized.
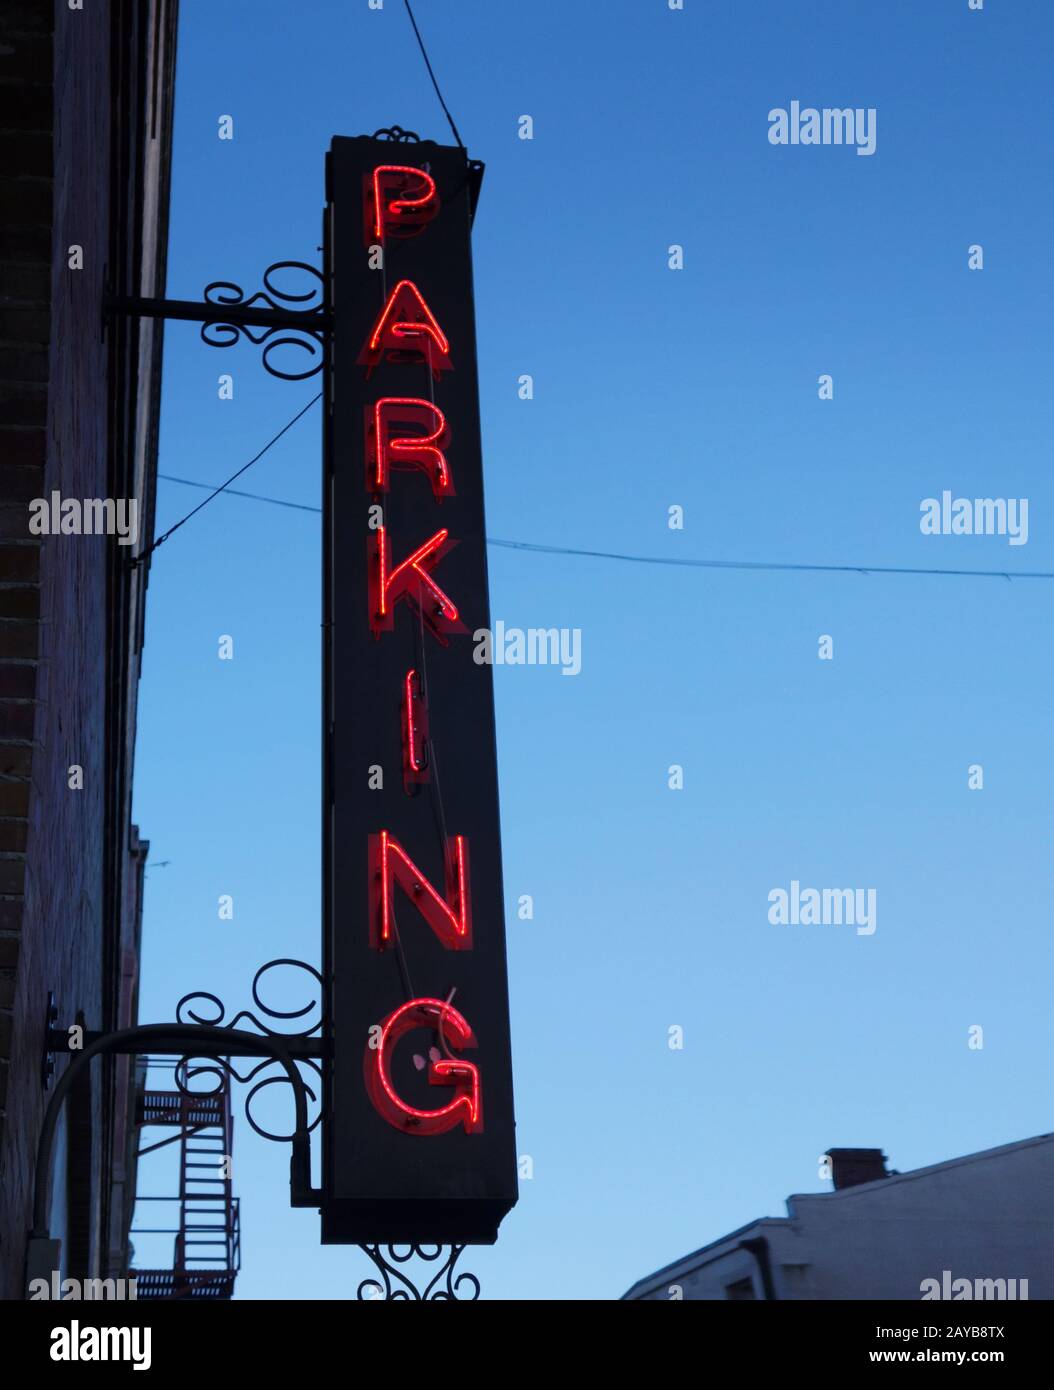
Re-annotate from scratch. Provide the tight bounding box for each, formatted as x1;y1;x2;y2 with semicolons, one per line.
322;135;517;1244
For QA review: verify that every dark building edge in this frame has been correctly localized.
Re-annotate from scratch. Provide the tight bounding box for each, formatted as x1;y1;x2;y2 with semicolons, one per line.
0;0;178;1299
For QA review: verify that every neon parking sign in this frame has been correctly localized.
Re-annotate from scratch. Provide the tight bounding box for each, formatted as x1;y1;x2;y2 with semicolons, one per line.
321;135;518;1245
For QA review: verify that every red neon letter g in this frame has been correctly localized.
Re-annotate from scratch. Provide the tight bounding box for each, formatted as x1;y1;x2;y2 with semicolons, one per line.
364;997;482;1136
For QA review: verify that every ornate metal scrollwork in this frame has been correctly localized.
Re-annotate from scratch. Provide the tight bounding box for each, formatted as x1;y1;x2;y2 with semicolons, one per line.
174;959;324;1142
201;261;327;380
356;1244;480;1301
371;125;421;143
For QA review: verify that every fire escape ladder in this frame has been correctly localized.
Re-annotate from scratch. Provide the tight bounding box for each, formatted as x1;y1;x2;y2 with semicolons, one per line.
177;1085;234;1274
131;1070;241;1299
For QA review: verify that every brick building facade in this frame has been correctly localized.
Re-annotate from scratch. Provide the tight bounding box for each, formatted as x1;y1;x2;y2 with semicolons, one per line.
0;0;177;1299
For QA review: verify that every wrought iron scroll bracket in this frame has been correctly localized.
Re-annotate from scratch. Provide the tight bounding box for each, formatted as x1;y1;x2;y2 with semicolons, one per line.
357;1243;481;1301
45;959;327;1147
169;958;326;1144
370;125;421;142
26;1013;323;1297
36;958;483;1300
31;1016;321;1268
105;260;330;380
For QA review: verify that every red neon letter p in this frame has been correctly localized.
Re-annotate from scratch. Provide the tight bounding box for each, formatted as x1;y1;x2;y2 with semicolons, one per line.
368;165;439;242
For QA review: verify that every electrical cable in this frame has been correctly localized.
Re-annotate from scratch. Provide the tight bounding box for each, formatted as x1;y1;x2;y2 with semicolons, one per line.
155;474;1054;583
485;538;1054;583
132;392;321;567
389;899;416;1004
402;0;465;149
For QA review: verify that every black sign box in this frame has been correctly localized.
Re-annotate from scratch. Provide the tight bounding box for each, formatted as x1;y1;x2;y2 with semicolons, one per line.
321;135;518;1244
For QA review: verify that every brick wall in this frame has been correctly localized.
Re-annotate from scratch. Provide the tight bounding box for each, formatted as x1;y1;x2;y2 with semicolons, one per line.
0;0;57;1294
0;0;175;1300
0;0;111;1301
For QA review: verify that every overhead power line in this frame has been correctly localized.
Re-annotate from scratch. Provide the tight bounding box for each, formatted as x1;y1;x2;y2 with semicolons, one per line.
155;473;1054;583
159;475;318;510
485;538;1054;582
403;0;465;149
158;476;322;514
134;393;321;567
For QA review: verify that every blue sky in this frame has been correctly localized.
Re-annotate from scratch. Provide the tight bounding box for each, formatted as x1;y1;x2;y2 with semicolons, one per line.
131;0;1054;1299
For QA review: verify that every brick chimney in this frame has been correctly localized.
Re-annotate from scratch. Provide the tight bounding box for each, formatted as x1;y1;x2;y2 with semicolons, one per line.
827;1148;889;1190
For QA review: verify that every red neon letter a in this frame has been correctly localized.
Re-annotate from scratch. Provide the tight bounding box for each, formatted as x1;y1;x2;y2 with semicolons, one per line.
369;830;472;951
358;280;453;375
